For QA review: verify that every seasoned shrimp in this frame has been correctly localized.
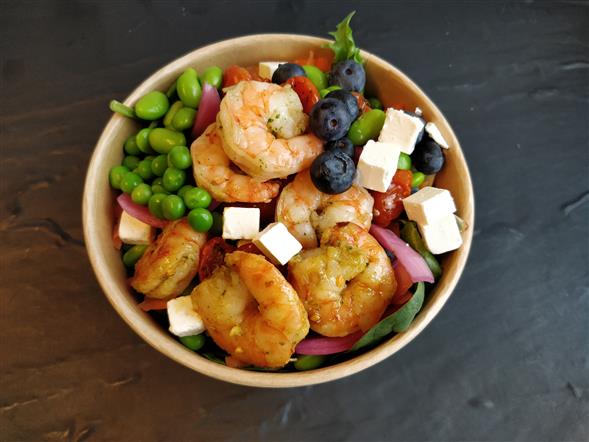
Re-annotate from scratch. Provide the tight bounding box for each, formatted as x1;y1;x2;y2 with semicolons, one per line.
191;123;280;203
217;80;323;180
131;219;206;299
275;169;374;248
288;222;396;337
191;251;309;368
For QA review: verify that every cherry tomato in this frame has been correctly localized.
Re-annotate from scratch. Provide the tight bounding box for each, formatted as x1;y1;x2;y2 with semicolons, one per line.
285;76;320;114
294;50;333;72
222;65;252;88
372;169;413;227
198;237;235;281
352;92;372;114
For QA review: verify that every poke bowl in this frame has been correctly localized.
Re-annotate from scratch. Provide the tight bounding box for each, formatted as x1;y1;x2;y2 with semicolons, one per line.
83;17;473;388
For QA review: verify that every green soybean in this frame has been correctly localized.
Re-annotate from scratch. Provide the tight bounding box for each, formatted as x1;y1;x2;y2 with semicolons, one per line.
134;91;169;121
151;154;168;177
148;193;167;219
168;145;192;170
110;100;135;119
188;208;213;232
136;128;155;154
180;334;206;351
122;155;140;171
172;107;197;131
303;65;328;90
122;244;148;267
177;68;202;108
161;194;186;220
294;355;326;371
131;183;152;205
319;85;342;98
397;153;412;170
347;109;386;146
163;100;183;128
411;171;425;188
109;165;130;189
401;221;442;280
151;177;169;195
201;66;223;89
120;172;143;194
149;128;186;154
136;159;154;180
183;187;211;209
124;134;141;155
368;97;383;110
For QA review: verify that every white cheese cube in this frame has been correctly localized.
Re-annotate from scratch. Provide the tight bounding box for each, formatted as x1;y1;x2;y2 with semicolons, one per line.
425;122;449;149
258;61;287;80
253;222;302;265
402;186;456;225
222;207;260;240
167;296;205;337
418;213;463;254
118;211;155;245
414;106;423;117
378;108;425;154
356;140;401;192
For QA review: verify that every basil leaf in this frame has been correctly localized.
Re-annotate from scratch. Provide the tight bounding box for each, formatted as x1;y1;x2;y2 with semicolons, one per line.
324;11;364;64
350;282;425;352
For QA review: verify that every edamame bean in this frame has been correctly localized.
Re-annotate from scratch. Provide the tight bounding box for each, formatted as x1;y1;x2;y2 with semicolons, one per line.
136;128;155;154
151;177;169;195
122;155;140;171
168;145;192;170
303;65;328;90
180;334;206;351
163;100;183;128
109;165;130;189
347;109;386;146
411;171;425;188
148;128;186;154
136;159;154;180
162;167;186;192
109;100;135;118
367;97;383;110
120;172;143;194
124;134;141;155
151;154;168;177
397;153;412;170
148;193;167;219
319;85;342;98
177;184;194;199
177;68;202;108
183;187;211;209
172;107;197;131
188;208;213;232
161;194;186;220
131;183;152;205
201;66;223;89
134;91;169;120
294;355;326;371
122;244;148;267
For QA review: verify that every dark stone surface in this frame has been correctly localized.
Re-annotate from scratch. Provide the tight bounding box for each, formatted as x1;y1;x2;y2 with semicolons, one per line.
1;1;587;441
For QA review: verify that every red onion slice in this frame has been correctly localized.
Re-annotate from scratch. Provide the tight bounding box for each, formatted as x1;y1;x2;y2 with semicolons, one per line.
191;83;221;140
117;193;169;228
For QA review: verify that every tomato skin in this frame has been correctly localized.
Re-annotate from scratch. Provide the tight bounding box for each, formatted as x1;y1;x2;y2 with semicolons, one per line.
352;92;372;114
294;50;333;72
372;169;413;227
285;76;320;114
222;65;252;88
198;238;235;281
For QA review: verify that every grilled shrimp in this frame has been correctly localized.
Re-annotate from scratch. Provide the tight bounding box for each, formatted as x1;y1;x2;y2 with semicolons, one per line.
275;169;374;249
191;123;280;203
131;219;206;299
217;80;323;180
288;223;396;337
191;251;309;368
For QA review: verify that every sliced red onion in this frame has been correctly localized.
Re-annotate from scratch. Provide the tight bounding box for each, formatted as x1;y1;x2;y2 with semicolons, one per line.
191;83;221;140
117;193;169;228
369;224;434;283
295;331;363;355
208;198;220;211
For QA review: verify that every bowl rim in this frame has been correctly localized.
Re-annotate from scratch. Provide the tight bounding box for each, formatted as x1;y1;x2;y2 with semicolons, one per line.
83;33;474;388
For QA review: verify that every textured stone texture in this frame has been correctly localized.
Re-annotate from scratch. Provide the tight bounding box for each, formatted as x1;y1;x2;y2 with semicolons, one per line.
1;1;587;441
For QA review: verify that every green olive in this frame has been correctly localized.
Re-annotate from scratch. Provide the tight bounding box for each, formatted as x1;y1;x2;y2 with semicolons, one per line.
201;66;223;89
172;107;197;131
303;65;328;90
163;100;183;129
148;128;186;154
177;68;202;108
347;109;386;146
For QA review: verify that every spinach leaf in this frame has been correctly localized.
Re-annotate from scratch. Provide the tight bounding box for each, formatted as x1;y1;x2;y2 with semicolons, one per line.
350;282;425;352
324;11;364;64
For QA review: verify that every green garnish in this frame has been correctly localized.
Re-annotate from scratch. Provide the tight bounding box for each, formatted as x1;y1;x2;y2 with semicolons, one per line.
324;11;364;65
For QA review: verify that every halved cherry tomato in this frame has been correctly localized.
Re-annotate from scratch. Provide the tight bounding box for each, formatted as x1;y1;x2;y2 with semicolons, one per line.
392;262;413;304
352;92;372;114
285;76;320;114
372;169;413;227
138;297;168;311
246;65;264;82
222;65;252;88
198;237;235;281
294;50;333;72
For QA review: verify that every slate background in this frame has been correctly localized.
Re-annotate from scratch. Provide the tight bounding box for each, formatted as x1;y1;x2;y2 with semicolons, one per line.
1;1;588;441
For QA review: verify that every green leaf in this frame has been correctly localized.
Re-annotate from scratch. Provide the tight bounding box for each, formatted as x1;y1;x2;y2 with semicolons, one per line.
350;282;425;352
401;221;442;280
324;11;364;64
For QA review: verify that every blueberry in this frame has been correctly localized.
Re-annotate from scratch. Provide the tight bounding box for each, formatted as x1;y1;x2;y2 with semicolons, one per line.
404;111;426;143
272;63;306;84
310;150;356;194
325;90;359;120
309;98;353;141
411;139;445;174
328;60;366;92
324;137;355;158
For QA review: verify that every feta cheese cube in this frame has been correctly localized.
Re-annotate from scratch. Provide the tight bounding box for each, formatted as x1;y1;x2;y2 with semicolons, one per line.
222;207;260;240
253;222;302;265
425;122;449;149
258;61;286;80
418;213;463;254
378;108;425;154
356;140;401;192
402;186;456;225
167;296;205;337
118;211;155;245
